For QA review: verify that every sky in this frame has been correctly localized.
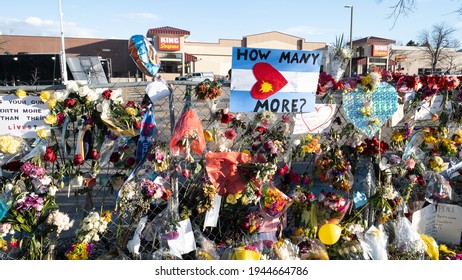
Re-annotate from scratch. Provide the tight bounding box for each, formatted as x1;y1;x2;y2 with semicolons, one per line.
0;0;462;47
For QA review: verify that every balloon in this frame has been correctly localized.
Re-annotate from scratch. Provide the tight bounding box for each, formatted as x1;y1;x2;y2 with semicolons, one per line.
318;223;342;245
128;35;161;77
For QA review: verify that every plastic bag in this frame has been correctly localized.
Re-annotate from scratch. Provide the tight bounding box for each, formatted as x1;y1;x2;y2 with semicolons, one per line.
425;172;457;204
194;228;219;260
297;238;329;260
388;217;426;260
0;134;30;166
272;238;300;260
363;225;388;260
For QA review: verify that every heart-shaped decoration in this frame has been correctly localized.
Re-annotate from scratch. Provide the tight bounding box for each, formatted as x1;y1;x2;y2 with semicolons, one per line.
251;62;288;100
343;82;398;138
293;104;336;134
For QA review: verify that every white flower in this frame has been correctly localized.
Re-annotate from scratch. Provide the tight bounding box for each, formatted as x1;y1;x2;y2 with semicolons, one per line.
46;210;74;234
5;183;14;191
93;234;100;242
53;90;70;102
293;139;301;146
78;85;92;97
110;89;124;104
65;80;80;93
48;185;58;196
86;88;101;102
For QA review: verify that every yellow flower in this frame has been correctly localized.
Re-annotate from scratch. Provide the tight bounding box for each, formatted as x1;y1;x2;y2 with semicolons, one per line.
44;114;58;125
226;194;237;204
40;91;51;102
242;149;251;156
204;130;213;142
15;89;27;98
125;107;137;116
391;131;404;142
361;106;371;116
37;129;50;139
305;135;313;142
101;210;112;223
420;234;439;260
294;227;304;236
234;192;243;200
0;135;22;154
47;99;57;109
249;225;257;233
240;195;250;205
302;145;310;153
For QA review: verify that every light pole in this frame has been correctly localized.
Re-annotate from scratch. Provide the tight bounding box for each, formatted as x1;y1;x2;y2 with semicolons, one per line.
345;5;353;77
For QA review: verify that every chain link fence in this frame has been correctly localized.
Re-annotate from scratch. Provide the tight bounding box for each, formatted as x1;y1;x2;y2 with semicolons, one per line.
0;80;426;260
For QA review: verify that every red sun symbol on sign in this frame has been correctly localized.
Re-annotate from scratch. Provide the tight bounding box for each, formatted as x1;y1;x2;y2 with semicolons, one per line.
251;62;288;100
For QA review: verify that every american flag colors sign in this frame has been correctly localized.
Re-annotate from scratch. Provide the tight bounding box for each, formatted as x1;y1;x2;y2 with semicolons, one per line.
230;47;322;113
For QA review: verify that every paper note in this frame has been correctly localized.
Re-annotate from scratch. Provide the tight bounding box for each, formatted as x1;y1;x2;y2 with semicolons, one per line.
293;104;336;134
414;95;444;120
204;194;222;230
167;218;197;258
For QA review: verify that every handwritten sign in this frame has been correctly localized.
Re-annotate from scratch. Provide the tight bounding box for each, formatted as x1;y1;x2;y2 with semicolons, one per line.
293;104;336;134
230;47;322;113
414;95;446;121
412;203;462;245
0;95;50;138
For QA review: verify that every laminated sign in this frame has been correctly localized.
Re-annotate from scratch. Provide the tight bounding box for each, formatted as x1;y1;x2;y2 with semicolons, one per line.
230;47;322;113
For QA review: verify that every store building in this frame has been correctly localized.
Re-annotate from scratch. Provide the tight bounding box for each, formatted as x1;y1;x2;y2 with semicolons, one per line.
350;36;396;76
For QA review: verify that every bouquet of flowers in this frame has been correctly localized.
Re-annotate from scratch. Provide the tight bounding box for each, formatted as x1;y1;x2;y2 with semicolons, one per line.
326;34;353;82
0;134;29;165
297;238;329;260
260;184;292;217
169;86;205;161
75;211;111;243
194;79;222;100
65;242;94;260
317;191;350;224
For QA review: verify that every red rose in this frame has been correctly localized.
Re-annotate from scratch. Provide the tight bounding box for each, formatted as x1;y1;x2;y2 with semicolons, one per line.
64;98;76;108
133;121;141;130
89;149;99;160
73;154;84;166
102;89;112;100
56;113;66;125
109;152;120;163
126;101;136;108
2;161;23;171
125;157;136;167
221;113;233;124
44;147;57;162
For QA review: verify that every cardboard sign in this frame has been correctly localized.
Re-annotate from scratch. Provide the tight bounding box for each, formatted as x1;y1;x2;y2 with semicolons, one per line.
0;95;50;138
230;47;322;113
293;104;336;134
412;203;462;245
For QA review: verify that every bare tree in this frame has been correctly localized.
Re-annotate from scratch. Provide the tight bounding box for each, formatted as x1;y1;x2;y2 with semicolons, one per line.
376;0;417;27
418;22;460;72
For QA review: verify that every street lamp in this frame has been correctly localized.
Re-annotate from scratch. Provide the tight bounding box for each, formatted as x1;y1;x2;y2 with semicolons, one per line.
345;5;353;77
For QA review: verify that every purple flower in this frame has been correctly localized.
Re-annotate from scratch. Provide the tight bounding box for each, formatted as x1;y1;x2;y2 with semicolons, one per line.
15;193;44;213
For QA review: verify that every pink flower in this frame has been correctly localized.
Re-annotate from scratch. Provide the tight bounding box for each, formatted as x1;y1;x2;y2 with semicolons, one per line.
405;158;416;170
409;174;418;183
224;129;237;140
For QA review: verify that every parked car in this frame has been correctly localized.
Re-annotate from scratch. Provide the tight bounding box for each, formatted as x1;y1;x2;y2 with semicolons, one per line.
175;72;215;82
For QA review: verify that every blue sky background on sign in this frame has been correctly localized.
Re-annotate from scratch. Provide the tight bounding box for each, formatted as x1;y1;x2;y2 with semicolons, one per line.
230;47;321;113
0;0;461;46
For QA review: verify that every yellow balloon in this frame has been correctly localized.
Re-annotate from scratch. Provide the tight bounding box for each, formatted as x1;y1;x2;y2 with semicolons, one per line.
318;223;342;245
